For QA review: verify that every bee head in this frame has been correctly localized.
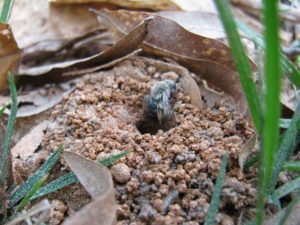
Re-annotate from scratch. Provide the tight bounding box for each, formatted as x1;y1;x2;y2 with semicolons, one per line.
164;79;176;94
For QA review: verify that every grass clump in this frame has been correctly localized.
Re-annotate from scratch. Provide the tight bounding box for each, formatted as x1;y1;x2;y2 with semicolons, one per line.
212;0;300;224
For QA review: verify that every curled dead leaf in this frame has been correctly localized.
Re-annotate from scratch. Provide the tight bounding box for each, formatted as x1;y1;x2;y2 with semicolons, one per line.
62;151;116;225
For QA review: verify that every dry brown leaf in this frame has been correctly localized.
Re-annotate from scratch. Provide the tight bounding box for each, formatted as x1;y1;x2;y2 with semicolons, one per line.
0;23;21;92
62;151;116;225
50;0;172;11
9;0;100;48
11;121;49;160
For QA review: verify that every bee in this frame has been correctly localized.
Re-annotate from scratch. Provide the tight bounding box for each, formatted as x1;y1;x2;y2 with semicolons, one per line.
143;79;177;131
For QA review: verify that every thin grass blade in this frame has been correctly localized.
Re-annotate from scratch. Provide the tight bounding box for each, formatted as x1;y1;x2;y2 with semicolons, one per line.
16;174;48;211
30;172;77;201
279;119;291;129
244;155;258;170
268;105;300;194
9;146;62;207
256;1;281;224
98;150;131;166
262;0;281;193
0;105;8;116
274;177;300;200
0;0;14;22
204;154;228;225
282;161;300;172
213;0;262;134
0;74;17;185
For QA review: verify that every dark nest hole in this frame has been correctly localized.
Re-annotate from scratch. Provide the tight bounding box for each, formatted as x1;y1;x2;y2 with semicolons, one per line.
136;117;175;135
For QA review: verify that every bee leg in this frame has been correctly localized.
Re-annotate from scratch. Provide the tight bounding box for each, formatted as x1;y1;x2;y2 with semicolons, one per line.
157;107;163;125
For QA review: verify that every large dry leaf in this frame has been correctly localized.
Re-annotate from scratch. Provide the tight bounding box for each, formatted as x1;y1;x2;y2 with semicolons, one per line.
0;23;21;92
9;0;100;48
62;151;116;225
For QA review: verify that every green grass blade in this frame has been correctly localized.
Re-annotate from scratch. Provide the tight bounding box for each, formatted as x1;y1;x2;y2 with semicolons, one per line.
0;74;17;185
9;146;62;207
30;172;77;201
0;104;8;116
16;174;48;211
274;176;300;200
282;161;300;172
98;150;131;166
204;154;228;225
279;119;291;129
256;1;281;224
244;155;258;170
0;0;14;22
262;0;281;196
236;20;300;87
30;150;131;201
268;105;300;194
213;0;262;134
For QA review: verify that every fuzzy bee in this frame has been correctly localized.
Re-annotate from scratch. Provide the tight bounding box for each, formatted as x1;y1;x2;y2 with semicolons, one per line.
143;79;177;131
